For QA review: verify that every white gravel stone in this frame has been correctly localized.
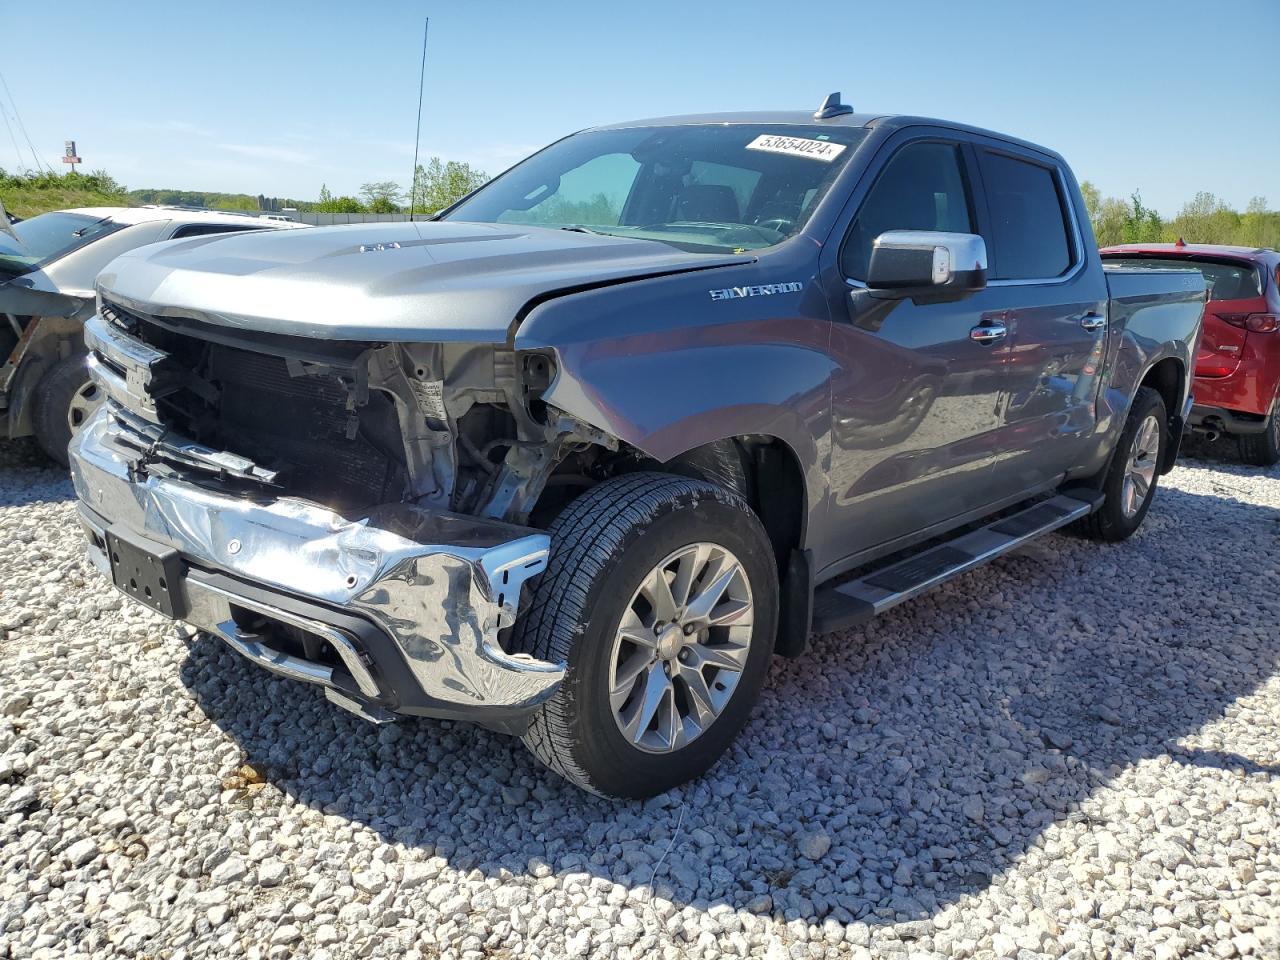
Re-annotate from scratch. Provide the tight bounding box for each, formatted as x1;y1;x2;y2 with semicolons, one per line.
210;856;248;885
1;436;1278;959
63;838;98;867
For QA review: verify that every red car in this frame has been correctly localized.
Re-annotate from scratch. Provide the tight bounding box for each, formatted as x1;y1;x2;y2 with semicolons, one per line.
1101;242;1280;465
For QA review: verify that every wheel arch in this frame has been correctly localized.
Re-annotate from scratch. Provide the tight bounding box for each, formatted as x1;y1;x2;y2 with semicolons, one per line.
663;434;809;571
1137;355;1186;474
660;434;813;659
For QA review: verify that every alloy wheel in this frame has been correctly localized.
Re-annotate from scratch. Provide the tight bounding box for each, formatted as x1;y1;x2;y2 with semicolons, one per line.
607;542;754;754
1121;413;1161;519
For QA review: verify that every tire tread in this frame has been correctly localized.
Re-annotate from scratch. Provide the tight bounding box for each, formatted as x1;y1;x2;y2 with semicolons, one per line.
516;472;760;795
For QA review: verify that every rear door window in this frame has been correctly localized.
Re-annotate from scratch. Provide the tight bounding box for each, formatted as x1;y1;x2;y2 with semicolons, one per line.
978;151;1074;280
841;141;975;280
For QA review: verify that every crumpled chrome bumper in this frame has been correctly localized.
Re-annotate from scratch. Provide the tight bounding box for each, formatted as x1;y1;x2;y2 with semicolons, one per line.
69;404;564;727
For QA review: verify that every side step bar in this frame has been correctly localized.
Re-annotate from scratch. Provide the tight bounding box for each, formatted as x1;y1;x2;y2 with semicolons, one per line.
812;490;1103;634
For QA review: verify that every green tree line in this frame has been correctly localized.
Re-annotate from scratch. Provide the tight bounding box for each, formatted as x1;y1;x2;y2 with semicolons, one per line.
312;158;490;214
1;156;490;219
1081;182;1280;249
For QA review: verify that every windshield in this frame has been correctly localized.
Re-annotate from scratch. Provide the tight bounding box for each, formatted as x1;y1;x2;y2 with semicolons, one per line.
1103;255;1262;301
0;212;124;279
445;124;869;253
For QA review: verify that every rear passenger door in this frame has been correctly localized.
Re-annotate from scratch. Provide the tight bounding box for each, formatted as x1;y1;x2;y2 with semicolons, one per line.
973;145;1109;495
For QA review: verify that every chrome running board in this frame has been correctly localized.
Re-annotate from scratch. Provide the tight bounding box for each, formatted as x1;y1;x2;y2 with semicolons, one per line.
812;490;1103;634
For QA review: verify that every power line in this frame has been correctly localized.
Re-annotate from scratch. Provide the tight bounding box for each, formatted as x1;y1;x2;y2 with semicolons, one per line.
0;69;50;173
407;17;429;220
0;100;23;171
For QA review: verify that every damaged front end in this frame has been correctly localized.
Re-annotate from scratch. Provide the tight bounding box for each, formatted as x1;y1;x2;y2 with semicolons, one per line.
71;296;615;729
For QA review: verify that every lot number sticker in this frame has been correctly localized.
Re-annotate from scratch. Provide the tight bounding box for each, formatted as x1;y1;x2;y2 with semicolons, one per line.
746;134;847;162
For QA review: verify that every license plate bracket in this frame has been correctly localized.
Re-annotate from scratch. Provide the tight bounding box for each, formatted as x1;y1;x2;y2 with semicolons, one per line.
105;527;186;618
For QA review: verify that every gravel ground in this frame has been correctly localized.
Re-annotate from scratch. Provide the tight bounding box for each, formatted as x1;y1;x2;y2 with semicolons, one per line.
1;435;1278;960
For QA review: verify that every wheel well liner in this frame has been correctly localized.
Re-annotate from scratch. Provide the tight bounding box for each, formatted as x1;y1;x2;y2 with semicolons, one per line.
665;436;811;657
665;436;806;570
1139;357;1185;474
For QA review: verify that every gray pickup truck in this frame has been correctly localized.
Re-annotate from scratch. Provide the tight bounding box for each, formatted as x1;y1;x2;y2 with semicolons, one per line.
70;96;1205;797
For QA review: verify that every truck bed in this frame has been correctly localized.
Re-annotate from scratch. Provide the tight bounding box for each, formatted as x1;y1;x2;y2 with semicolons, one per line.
1104;263;1207;317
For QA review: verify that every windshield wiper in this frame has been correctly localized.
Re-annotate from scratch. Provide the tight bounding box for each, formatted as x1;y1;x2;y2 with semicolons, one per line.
558;225;612;236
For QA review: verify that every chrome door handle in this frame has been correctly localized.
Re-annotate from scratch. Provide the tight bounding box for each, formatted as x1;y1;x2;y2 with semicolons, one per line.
1080;313;1107;332
970;322;1007;345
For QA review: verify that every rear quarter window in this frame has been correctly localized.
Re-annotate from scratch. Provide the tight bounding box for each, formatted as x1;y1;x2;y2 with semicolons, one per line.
979;151;1074;280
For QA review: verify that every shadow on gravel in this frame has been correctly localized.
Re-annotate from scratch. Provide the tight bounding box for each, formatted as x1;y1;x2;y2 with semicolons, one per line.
1179;431;1256;468
181;481;1280;927
0;438;76;506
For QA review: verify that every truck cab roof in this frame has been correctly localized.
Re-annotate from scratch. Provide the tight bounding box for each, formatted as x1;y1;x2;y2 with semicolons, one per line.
591;111;1067;164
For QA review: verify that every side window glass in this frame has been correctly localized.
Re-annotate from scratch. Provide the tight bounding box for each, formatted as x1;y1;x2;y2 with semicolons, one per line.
171;224;261;239
978;152;1073;280
842;142;973;281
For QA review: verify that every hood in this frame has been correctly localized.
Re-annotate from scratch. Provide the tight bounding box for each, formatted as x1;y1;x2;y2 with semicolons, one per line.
97;221;751;343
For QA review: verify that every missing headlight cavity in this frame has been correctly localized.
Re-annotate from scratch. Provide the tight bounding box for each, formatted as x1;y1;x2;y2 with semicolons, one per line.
110;312;616;526
521;352;555;423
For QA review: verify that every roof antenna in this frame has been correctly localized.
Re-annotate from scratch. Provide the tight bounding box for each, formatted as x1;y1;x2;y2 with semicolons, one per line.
407;18;430;222
814;92;853;120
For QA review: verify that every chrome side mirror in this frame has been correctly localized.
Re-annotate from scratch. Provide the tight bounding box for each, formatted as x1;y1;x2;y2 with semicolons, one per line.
866;230;988;302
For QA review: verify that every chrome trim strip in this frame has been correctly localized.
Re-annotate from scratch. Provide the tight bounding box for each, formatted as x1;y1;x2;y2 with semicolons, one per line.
215;620;338;689
84;312;166;422
197;580;381;698
103;403;281;485
86;354;155;423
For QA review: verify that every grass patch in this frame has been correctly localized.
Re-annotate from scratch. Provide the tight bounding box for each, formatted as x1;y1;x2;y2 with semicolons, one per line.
1;169;131;219
1;184;130;219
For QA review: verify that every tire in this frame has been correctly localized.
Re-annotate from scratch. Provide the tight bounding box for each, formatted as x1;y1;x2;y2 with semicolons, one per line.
1236;399;1280;466
32;355;100;467
1078;386;1168;543
515;472;779;798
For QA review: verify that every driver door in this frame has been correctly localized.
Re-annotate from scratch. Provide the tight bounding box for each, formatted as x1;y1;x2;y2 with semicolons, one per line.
821;136;1012;562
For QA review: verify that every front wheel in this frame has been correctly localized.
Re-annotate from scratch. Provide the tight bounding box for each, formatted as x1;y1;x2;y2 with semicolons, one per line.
1078;386;1168;542
515;472;778;798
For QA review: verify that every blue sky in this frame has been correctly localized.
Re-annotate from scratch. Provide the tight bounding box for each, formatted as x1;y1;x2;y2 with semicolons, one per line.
5;0;1277;214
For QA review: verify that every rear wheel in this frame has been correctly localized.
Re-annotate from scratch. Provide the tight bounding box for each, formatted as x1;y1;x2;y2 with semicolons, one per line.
515;472;778;798
32;355;100;467
1078;386;1168;542
1236;396;1280;466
